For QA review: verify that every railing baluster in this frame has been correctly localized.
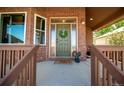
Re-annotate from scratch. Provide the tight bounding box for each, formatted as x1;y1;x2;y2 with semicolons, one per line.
33;53;36;85
16;74;20;86
11;50;14;68
29;60;31;85
116;51;118;65
107;71;112;85
27;62;29;85
24;66;27;85
0;50;2;78
25;64;28;85
8;50;11;70
121;51;124;71
27;60;30;85
97;59;101;85
2;50;6;77
102;65;107;85
13;50;16;66
109;51;111;59
18;73;22;86
14;51;18;65
17;50;20;62
20;72;23;85
22;69;25;86
21;50;23;59
30;57;33;85
113;51;116;64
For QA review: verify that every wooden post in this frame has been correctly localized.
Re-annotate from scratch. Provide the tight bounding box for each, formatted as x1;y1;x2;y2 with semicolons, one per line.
0;50;2;78
91;48;97;86
91;49;95;86
121;51;124;71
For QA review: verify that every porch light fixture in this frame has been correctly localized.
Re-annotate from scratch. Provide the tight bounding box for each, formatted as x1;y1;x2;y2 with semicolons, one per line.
90;18;93;21
81;21;85;24
62;19;65;23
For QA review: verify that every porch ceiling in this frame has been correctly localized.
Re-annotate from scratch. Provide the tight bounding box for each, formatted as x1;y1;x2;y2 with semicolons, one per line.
86;7;124;31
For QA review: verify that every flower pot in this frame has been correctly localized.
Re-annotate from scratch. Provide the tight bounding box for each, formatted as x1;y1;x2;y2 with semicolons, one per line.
75;58;80;63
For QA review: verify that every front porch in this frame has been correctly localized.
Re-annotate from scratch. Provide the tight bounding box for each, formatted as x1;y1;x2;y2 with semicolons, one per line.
0;7;124;86
36;59;91;86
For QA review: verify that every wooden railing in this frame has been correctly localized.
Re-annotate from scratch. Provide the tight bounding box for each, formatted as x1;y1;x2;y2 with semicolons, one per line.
0;45;33;79
96;45;124;72
91;45;124;86
0;45;39;86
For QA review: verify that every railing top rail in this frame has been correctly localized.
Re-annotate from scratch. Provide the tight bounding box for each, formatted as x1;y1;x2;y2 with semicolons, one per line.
96;45;124;51
91;45;124;84
0;44;35;46
0;44;37;50
0;45;39;86
96;45;124;47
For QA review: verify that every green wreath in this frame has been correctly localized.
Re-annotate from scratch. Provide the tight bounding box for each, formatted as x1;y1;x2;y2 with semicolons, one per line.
59;30;68;38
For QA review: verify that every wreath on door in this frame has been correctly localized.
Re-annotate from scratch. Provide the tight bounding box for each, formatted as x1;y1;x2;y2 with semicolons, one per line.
59;30;68;38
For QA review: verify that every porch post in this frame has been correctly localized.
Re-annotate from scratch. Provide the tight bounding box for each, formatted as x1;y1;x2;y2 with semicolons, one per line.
91;46;97;85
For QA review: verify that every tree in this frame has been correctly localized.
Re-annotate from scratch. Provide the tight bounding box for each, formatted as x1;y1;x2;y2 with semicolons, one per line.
106;31;124;45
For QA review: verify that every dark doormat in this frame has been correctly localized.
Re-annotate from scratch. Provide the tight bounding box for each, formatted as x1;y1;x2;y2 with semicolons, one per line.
54;60;73;64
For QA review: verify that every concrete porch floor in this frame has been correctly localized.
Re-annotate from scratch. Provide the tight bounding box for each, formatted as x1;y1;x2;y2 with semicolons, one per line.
36;59;91;86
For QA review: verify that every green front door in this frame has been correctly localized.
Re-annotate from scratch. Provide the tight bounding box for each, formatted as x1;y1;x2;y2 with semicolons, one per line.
56;24;71;57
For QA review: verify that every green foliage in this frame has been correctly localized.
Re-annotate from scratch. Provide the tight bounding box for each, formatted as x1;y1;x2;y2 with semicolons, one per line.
94;19;124;37
106;31;124;45
59;30;68;38
115;20;124;28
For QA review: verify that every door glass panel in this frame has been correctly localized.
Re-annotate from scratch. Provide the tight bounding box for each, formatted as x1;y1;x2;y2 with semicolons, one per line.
50;24;56;57
71;24;77;52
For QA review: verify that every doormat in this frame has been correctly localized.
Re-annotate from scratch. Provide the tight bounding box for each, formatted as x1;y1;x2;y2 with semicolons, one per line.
54;60;73;64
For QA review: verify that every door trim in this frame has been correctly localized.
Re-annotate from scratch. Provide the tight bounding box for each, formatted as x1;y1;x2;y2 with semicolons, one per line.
49;17;78;58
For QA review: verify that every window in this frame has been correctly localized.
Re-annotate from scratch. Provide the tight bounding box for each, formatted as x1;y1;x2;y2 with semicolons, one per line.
0;13;26;44
34;14;46;45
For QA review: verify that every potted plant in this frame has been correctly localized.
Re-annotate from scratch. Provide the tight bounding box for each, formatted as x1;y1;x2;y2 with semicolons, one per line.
72;50;81;63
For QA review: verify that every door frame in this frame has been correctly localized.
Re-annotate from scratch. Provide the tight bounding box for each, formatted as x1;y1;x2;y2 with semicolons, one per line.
49;17;78;58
